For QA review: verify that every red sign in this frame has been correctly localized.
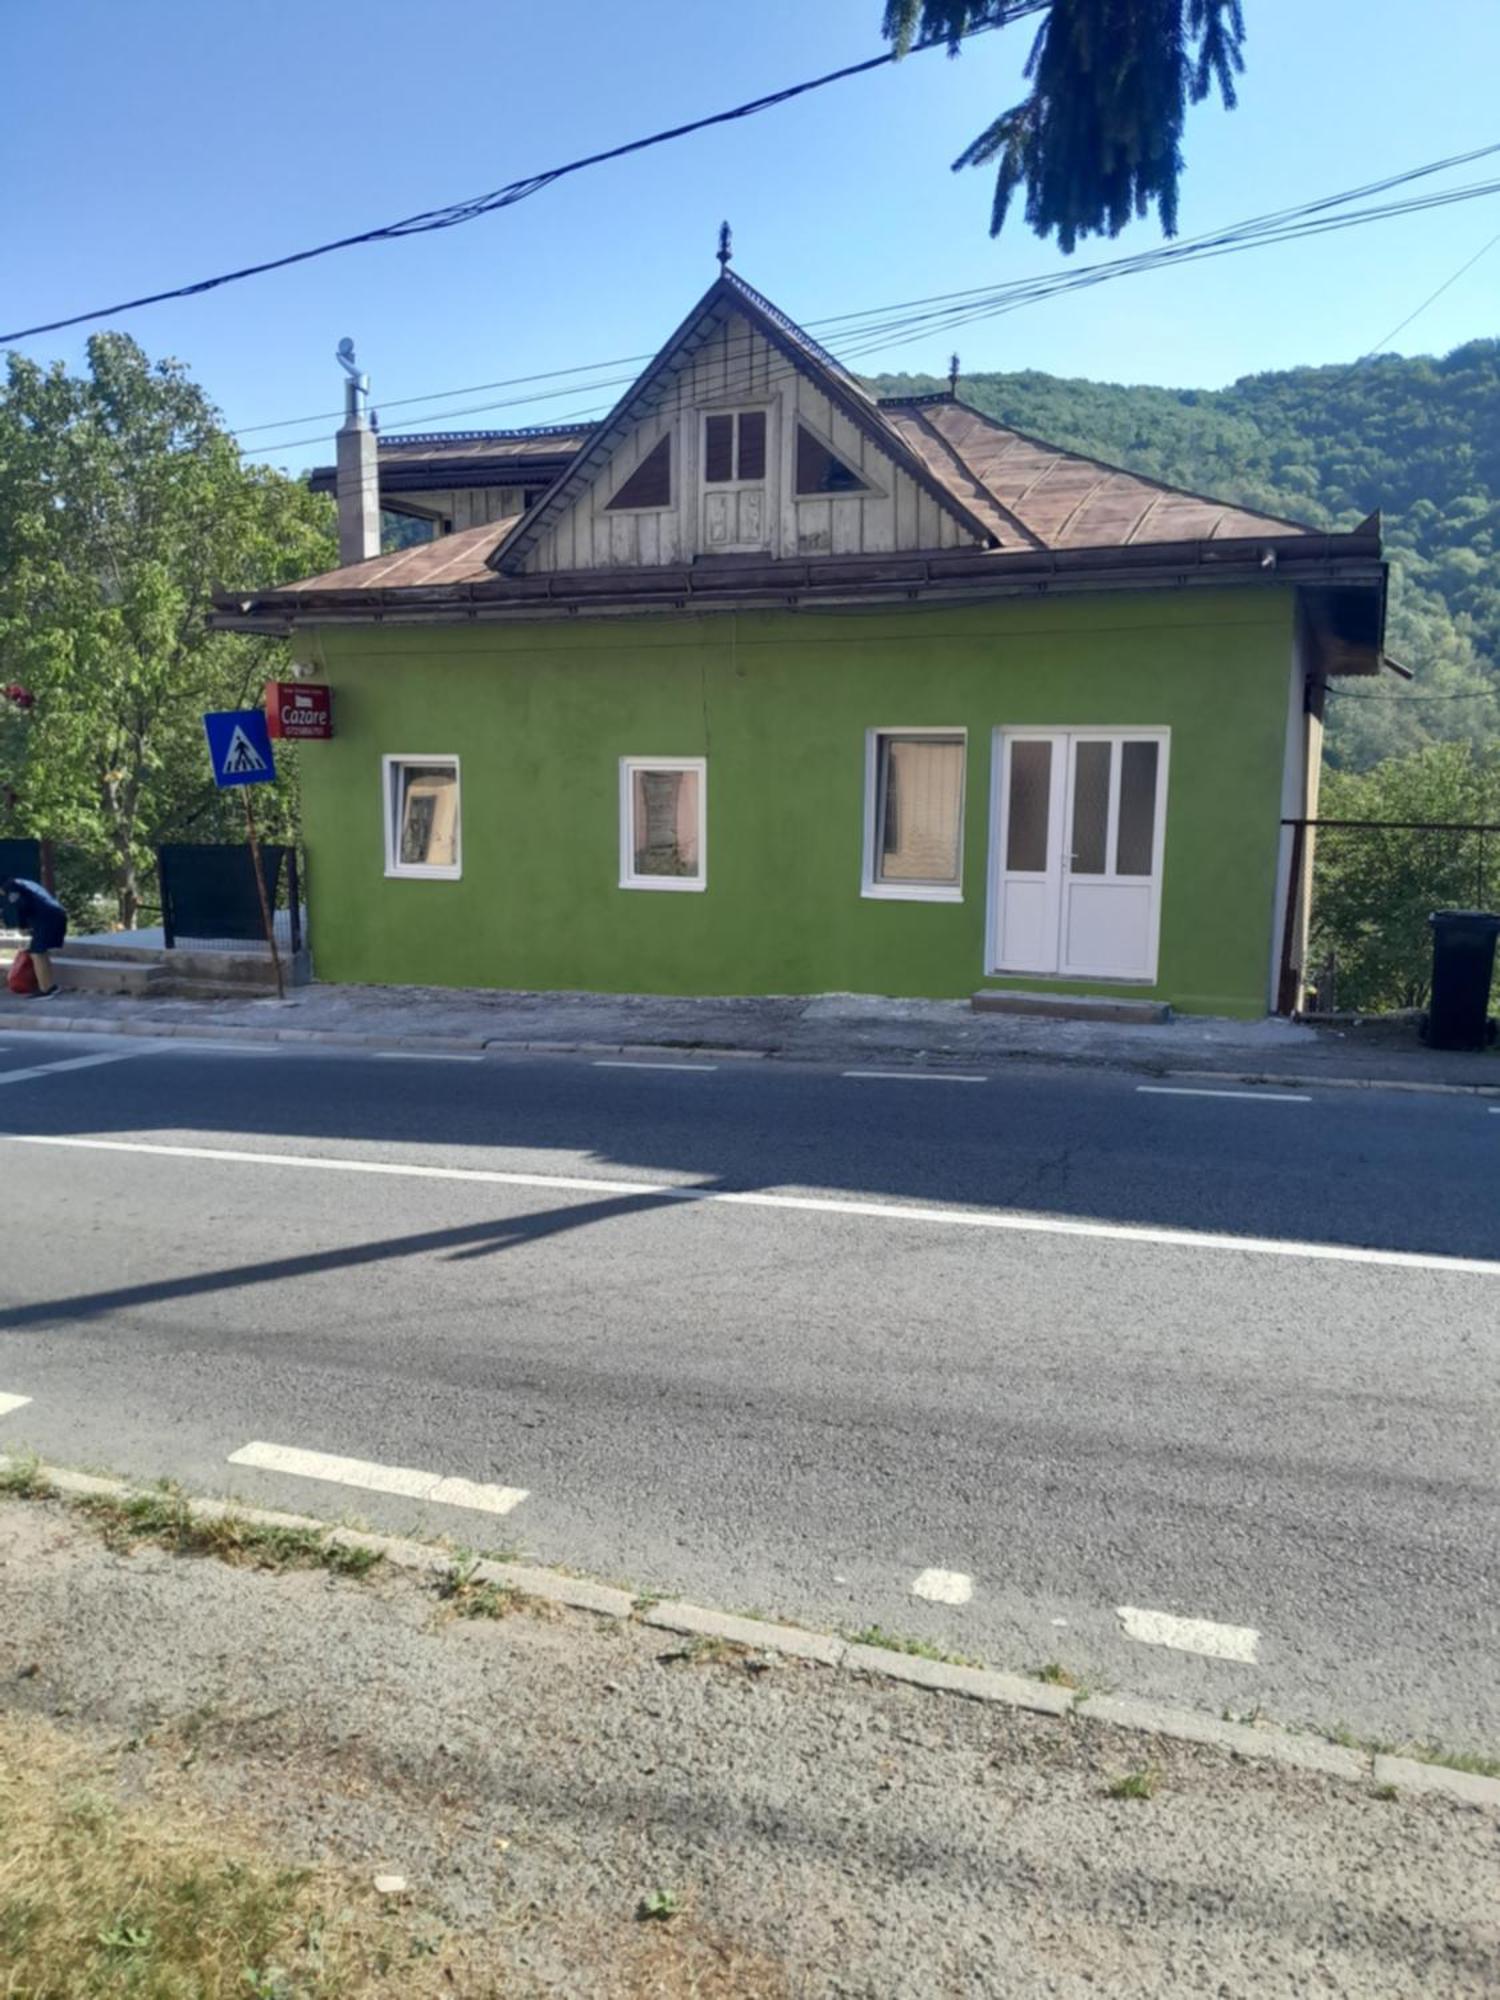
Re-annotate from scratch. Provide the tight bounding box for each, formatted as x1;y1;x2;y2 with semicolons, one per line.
265;682;333;740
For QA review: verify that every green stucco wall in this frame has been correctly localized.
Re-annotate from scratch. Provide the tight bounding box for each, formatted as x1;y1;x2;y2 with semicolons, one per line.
297;588;1296;1016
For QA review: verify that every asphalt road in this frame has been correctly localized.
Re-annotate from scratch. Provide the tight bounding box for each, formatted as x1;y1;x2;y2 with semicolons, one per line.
0;1028;1495;1751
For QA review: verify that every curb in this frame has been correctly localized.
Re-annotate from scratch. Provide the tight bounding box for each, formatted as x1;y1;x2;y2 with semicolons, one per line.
0;1008;1495;1094
6;1454;1497;1812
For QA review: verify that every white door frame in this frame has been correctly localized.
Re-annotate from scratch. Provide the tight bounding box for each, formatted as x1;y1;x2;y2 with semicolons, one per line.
986;726;1171;983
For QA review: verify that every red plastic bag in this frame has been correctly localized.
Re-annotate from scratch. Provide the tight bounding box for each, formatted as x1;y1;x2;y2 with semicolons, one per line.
7;950;37;996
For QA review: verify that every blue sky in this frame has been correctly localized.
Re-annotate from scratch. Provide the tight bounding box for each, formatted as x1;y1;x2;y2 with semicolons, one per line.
4;0;1498;473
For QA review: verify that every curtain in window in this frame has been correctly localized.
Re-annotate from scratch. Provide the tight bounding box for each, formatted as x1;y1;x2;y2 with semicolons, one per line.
632;769;699;877
878;737;963;884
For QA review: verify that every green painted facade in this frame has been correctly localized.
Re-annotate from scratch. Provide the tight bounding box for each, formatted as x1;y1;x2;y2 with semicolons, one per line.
299;586;1296;1016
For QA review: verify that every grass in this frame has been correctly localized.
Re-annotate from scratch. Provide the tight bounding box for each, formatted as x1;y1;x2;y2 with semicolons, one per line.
434;1555;521;1621
659;1635;756;1669
0;1711;450;1998
1035;1661;1081;1690
0;1451;53;1499
844;1625;982;1669
1400;1742;1500;1779
1324;1721;1499;1779
1107;1766;1160;1802
433;1554;563;1624
636;1888;682;1922
72;1489;385;1579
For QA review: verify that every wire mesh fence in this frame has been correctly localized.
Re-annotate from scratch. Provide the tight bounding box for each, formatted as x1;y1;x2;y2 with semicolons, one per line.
158;843;302;955
1298;818;1500;1013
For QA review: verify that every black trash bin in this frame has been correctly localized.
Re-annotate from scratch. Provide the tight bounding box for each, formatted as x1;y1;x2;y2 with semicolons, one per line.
1423;910;1500;1050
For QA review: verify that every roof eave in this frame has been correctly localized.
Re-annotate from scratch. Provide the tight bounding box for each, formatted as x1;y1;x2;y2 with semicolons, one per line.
216;530;1384;650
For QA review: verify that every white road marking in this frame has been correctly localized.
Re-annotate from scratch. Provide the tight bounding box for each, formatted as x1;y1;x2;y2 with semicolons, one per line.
844;1069;986;1083
168;1042;280;1055
593;1060;719;1072
1490;1106;1500;1114
374;1051;485;1063
4;1133;1498;1278
1137;1085;1310;1104
0;1050;143;1087
0;1393;31;1418
911;1568;973;1605
227;1441;527;1516
1117;1605;1260;1664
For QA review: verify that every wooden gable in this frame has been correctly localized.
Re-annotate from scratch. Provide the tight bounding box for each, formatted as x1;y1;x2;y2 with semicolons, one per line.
510;301;987;576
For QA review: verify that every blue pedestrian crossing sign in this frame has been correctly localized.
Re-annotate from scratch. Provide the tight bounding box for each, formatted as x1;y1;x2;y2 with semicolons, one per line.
203;709;276;788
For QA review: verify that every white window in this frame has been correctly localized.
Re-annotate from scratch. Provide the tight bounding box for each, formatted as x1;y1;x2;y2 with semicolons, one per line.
383;756;461;880
863;730;965;901
619;757;706;892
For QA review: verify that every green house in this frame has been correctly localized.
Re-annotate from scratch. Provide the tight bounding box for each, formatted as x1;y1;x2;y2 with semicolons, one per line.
220;269;1388;1019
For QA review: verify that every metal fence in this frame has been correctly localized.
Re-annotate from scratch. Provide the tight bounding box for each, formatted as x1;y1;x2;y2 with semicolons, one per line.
157;843;303;955
1282;818;1500;1014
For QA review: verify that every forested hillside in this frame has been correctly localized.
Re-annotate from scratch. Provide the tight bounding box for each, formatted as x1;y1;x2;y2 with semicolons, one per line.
870;341;1500;768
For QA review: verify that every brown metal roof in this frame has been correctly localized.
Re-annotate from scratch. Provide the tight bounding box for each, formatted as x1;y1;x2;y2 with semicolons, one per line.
881;399;1315;548
373;428;592;464
276;518;516;595
307;427;590;499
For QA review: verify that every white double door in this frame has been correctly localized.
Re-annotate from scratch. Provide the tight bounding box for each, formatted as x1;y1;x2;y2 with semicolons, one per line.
991;730;1169;981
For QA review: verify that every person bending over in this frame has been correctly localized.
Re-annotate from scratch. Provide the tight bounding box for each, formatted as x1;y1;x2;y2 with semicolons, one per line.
1;876;66;997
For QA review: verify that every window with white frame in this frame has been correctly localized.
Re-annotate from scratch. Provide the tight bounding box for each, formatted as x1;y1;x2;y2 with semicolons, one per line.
864;730;965;899
383;756;461;880
619;757;706;891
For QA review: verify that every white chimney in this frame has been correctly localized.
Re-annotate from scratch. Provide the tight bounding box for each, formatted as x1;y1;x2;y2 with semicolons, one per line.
334;337;379;566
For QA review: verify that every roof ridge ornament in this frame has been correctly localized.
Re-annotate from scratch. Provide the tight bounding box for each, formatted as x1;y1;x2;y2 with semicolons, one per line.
717;220;733;271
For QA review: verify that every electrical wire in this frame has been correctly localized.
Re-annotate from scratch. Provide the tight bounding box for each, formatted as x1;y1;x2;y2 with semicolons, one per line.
0;10;1046;346
233;158;1500;462
228;135;1500;448
1348;225;1500;367
1327;686;1500;702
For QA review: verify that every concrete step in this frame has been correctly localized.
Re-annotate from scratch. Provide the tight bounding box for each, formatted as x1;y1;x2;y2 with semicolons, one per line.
58;939;164;965
52;953;171;997
157;977;279;1000
971;988;1171;1026
167;946;309;988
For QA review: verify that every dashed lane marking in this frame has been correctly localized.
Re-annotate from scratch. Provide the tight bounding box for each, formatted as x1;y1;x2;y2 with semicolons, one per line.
5;1134;1499;1278
227;1441;527;1516
374;1052;485;1063
1137;1085;1310;1104
844;1070;987;1084
911;1568;973;1605
593;1060;719;1072
0;1393;31;1418
0;1050;144;1087
1117;1605;1260;1664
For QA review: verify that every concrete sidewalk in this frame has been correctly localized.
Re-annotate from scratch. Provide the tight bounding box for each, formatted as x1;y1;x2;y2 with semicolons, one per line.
1;978;1497;1090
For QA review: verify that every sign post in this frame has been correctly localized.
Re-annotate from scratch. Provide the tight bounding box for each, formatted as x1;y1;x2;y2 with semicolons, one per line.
202;708;284;1002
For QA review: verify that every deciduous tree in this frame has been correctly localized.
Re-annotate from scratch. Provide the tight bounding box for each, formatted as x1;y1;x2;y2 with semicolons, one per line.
0;334;333;926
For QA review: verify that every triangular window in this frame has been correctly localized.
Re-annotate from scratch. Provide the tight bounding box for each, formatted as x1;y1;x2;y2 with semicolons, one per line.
795;423;868;496
607;434;672;511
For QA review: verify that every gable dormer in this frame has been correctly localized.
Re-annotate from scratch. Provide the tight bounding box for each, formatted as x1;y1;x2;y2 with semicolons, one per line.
493;273;998;577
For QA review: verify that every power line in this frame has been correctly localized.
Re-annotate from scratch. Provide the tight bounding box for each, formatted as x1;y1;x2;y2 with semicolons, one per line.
1328;686;1500;702
1350;225;1500;365
0;11;1045;347
234;154;1500;462
229;134;1500;448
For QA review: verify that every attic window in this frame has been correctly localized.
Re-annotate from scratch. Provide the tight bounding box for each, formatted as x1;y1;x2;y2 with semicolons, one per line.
607;435;672;512
703;410;766;484
795;424;867;497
